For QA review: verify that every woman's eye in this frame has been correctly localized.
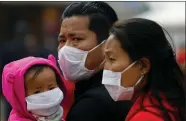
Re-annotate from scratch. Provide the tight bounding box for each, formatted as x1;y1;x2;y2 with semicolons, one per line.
73;37;82;41
34;90;41;94
109;58;115;61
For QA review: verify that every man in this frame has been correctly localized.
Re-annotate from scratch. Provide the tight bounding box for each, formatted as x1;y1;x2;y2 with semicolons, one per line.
58;2;132;121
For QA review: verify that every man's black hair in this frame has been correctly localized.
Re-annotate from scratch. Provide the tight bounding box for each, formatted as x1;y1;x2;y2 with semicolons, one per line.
61;2;118;43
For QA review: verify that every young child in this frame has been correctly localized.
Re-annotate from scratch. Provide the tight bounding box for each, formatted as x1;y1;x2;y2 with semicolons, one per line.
2;55;67;121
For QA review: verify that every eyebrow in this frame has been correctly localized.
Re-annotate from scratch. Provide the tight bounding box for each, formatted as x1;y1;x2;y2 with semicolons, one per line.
104;48;116;54
104;49;113;56
36;86;42;89
48;84;54;87
58;32;85;38
58;34;65;39
104;49;117;57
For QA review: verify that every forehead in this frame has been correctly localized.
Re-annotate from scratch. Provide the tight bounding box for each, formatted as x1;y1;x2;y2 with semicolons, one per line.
105;34;121;50
25;67;56;84
60;16;89;34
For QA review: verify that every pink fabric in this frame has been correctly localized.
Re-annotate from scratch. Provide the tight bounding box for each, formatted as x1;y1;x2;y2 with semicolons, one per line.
2;54;67;121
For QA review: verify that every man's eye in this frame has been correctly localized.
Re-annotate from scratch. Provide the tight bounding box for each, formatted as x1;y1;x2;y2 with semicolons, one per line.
62;40;66;43
59;39;66;43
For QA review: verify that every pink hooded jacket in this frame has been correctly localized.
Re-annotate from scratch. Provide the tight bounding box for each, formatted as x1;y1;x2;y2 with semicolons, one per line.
2;55;67;121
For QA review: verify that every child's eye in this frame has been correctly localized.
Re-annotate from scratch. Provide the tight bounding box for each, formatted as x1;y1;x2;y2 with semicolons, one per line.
49;87;55;90
34;90;41;94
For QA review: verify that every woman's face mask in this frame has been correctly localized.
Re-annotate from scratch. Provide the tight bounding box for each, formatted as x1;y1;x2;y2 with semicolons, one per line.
102;61;144;101
58;41;105;82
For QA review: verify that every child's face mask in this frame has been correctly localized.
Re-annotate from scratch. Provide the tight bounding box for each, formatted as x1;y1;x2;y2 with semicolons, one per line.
26;87;63;116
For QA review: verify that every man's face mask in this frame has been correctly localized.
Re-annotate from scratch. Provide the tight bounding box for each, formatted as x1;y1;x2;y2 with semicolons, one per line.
58;41;105;82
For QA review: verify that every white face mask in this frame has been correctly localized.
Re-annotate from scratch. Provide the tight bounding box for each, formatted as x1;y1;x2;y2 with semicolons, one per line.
58;43;104;82
26;87;63;117
102;61;144;101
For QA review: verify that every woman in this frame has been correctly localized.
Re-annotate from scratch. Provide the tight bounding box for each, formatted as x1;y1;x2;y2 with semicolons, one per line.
102;18;185;121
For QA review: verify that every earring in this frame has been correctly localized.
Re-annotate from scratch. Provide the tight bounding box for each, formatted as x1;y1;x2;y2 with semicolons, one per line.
141;71;146;75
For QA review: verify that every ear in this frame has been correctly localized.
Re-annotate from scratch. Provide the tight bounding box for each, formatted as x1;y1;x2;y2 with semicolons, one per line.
48;54;57;65
139;58;151;74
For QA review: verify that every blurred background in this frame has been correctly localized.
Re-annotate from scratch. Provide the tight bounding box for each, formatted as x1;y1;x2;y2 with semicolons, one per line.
0;1;185;121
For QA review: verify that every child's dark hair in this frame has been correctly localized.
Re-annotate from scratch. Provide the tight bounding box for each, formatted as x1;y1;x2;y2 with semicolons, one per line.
24;64;63;89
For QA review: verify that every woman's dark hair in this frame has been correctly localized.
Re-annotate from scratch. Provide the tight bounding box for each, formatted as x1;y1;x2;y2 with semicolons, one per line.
61;2;118;44
110;18;185;121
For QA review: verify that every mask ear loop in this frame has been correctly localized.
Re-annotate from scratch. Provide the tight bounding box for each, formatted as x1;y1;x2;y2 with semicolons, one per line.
91;40;107;72
135;74;144;87
134;69;146;87
90;59;106;75
89;39;107;52
86;40;107;73
120;61;145;87
122;61;137;73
